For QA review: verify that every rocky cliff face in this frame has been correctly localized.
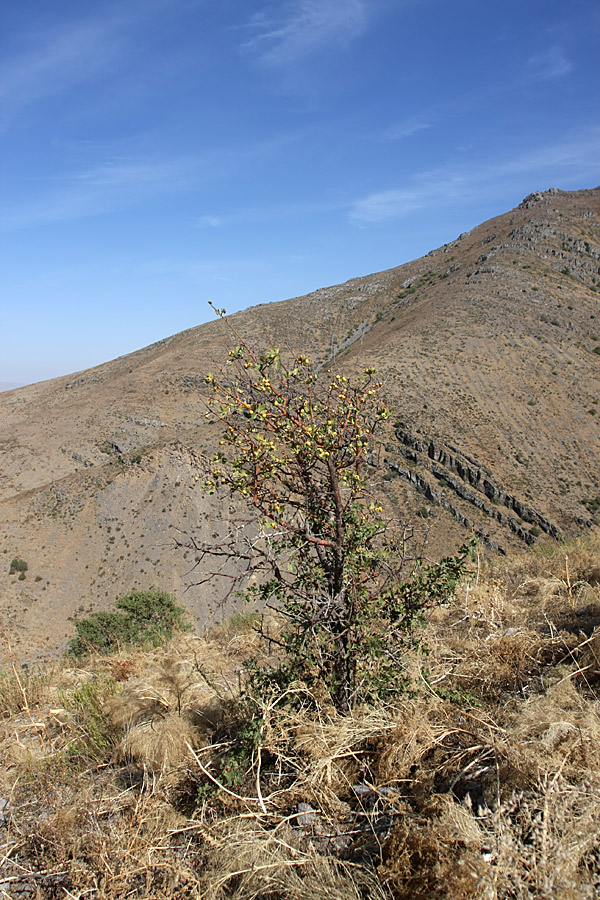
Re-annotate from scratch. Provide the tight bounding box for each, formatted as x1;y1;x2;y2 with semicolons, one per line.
1;186;599;660
390;426;562;552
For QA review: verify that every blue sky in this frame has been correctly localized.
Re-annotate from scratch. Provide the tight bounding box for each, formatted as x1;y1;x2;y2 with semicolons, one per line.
1;0;599;386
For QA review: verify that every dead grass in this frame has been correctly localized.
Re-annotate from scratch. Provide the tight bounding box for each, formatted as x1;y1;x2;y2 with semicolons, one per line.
492;529;600;606
480;776;600;900
194;818;391;900
1;533;600;898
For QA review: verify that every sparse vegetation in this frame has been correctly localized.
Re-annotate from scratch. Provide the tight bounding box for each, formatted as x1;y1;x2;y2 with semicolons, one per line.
67;589;188;658
2;531;600;898
9;557;28;576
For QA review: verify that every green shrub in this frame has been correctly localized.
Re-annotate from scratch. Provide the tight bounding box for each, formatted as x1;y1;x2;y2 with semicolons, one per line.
200;308;474;712
68;589;188;658
9;558;28;575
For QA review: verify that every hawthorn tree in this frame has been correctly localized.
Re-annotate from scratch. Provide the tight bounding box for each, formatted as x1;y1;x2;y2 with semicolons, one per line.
198;309;472;712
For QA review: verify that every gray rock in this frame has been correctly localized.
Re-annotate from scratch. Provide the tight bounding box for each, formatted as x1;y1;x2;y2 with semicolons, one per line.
297;802;319;827
575;603;599;617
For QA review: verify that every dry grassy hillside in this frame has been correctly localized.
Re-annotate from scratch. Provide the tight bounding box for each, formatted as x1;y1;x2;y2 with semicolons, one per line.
1;187;599;660
1;531;600;899
349;187;600;552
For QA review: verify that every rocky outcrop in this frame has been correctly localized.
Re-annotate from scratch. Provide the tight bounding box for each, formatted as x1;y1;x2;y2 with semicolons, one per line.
388;462;505;552
392;427;562;545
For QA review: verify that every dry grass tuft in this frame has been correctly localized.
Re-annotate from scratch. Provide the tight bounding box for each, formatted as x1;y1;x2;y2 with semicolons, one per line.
0;663;52;719
493;530;600;606
195;817;392;900
380;799;488;900
480;776;600;899
121;709;202;774
2;532;600;898
103;647;229;777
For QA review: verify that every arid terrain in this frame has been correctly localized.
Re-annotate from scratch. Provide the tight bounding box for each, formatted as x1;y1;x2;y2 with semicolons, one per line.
1;531;600;899
1;186;599;660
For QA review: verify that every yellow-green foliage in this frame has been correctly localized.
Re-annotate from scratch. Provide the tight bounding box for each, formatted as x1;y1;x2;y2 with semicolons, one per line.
200;319;474;712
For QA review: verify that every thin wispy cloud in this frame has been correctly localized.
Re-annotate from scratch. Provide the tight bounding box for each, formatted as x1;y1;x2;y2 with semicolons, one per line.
1;133;301;232
350;128;600;225
194;197;348;231
378;43;574;148
492;128;600;176
0;0;176;129
521;46;573;84
75;159;195;189
350;177;466;225
243;0;368;65
384;115;435;141
0;156;197;231
0;17;125;127
196;215;224;228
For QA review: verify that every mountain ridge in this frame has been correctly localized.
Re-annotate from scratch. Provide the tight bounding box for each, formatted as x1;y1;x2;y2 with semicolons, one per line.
1;185;599;660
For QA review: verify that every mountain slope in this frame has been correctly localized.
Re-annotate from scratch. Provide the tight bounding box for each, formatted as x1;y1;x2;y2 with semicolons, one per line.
1;186;599;660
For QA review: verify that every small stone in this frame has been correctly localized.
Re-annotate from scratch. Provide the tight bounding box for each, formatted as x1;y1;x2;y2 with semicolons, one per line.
575;603;599;617
297;802;319;827
352;783;374;797
542;721;578;750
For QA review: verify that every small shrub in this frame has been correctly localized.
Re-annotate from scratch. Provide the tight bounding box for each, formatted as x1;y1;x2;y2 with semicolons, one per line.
583;497;600;516
9;558;28;575
199;311;474;712
68;589;188;658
